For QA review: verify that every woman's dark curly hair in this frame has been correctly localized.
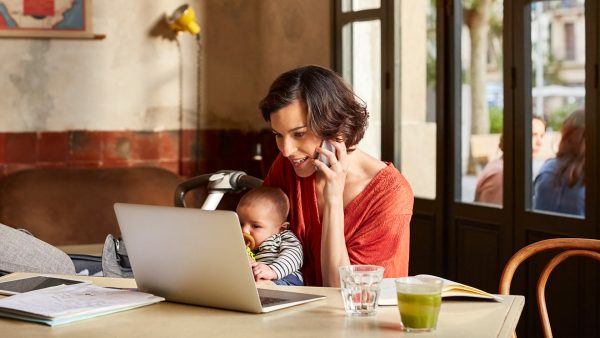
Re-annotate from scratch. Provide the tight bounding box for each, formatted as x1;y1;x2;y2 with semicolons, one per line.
556;108;585;187
258;65;369;149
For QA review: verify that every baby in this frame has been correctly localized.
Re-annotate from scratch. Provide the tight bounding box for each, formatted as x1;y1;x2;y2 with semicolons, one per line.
236;186;304;286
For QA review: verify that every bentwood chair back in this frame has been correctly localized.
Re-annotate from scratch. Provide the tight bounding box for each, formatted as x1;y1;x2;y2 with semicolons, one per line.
498;238;600;338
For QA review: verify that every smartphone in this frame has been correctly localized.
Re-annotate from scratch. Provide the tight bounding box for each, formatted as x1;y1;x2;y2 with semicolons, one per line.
0;276;88;296
317;140;336;167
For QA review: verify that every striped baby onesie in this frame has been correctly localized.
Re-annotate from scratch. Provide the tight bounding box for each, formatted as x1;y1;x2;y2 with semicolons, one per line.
254;229;303;283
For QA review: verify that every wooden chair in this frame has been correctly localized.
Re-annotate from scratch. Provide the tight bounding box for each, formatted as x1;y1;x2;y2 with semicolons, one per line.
499;238;600;338
0;167;185;245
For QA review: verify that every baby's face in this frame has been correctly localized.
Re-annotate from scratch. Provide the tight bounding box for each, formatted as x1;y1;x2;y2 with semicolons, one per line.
237;201;284;248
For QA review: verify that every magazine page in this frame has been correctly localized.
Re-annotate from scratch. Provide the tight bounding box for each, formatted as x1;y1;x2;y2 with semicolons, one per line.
378;275;502;306
416;274;502;301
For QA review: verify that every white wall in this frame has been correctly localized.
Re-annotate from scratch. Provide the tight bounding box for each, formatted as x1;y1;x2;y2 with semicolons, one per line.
1;0;200;132
0;0;331;133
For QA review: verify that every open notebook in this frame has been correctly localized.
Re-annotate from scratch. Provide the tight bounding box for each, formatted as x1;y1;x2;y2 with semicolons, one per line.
379;274;503;305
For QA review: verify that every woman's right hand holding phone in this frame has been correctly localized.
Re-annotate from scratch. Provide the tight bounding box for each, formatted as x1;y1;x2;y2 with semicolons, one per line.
315;140;348;204
315;140;352;286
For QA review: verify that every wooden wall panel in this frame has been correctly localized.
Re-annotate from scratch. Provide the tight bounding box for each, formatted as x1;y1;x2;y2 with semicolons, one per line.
409;212;437;275
456;220;501;294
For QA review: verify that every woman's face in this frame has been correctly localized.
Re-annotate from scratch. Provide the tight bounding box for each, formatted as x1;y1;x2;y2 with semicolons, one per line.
270;100;322;178
532;118;546;157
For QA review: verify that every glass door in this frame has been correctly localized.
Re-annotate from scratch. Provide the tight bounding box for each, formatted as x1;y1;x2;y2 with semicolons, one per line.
459;0;506;207
335;0;600;335
336;0;384;159
513;1;597;335
527;1;586;218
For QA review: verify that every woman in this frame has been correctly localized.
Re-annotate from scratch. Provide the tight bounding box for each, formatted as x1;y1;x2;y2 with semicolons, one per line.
533;109;585;216
474;116;546;205
259;65;414;287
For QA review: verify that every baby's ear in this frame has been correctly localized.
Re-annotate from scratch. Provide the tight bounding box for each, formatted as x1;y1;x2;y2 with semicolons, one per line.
280;221;290;230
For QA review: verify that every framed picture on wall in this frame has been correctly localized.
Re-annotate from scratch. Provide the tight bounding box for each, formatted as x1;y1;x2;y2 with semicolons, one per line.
0;0;93;38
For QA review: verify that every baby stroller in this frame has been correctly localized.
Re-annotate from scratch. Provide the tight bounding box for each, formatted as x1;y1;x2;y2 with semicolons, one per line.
69;170;262;278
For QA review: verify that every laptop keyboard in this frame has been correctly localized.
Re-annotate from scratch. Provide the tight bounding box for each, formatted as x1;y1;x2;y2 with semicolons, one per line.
260;296;289;306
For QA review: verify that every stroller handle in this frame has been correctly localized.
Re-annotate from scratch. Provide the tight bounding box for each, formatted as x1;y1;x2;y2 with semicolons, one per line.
174;170;263;208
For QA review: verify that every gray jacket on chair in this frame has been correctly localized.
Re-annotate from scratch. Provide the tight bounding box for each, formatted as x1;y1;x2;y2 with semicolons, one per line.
0;223;75;275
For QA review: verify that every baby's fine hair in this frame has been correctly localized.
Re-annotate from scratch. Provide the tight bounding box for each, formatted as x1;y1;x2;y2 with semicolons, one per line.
238;186;290;222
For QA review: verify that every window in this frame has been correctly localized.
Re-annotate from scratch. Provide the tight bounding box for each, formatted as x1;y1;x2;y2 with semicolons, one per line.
395;0;437;199
341;0;380;12
342;20;382;158
337;0;437;199
564;22;576;60
529;0;586;218
460;0;505;206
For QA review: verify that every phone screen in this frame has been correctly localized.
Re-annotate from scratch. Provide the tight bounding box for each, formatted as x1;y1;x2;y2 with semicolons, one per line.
0;276;87;295
317;141;336;167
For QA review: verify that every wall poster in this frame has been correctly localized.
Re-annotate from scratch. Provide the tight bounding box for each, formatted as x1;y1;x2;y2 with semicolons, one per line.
0;0;93;38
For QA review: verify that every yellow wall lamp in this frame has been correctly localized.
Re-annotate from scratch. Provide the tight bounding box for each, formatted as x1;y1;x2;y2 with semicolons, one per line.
168;4;201;39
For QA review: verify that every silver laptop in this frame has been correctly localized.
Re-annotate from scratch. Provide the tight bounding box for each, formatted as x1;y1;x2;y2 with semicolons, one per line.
113;203;324;313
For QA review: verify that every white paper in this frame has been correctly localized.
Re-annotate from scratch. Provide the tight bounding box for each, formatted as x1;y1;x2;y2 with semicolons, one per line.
0;283;164;325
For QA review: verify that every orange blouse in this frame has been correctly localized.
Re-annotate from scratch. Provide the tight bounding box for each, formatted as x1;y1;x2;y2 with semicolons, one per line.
263;154;414;286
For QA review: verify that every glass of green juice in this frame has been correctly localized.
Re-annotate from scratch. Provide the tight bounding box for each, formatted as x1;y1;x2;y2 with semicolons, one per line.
395;277;443;332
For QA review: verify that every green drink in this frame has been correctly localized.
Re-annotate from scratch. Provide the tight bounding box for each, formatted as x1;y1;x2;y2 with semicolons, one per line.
395;277;443;332
397;292;441;329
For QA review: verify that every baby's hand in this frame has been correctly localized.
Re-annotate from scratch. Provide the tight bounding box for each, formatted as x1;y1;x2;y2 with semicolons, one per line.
251;262;278;281
255;279;275;285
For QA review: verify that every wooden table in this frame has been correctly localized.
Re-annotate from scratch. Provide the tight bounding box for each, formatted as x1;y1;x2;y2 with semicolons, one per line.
0;272;524;338
57;243;104;256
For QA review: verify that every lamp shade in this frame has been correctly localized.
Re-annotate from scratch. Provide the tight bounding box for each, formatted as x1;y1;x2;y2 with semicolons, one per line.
168;4;201;35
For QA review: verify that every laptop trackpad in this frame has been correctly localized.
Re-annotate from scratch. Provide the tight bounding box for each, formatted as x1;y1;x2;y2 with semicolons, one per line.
258;288;324;308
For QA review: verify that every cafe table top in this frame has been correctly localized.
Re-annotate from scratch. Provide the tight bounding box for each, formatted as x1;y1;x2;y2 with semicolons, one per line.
0;272;524;338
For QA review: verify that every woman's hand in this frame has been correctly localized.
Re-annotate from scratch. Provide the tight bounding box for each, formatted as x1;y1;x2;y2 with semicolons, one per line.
315;140;348;202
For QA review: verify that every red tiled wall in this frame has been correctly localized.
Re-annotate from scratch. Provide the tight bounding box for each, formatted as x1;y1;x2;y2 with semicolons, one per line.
0;130;197;177
0;129;279;179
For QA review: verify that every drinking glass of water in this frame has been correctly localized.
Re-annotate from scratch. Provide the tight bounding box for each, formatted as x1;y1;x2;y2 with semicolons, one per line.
339;265;385;316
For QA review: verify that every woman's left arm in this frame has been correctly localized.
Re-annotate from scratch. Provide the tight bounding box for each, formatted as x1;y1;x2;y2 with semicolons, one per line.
320;193;350;287
318;155;414;285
